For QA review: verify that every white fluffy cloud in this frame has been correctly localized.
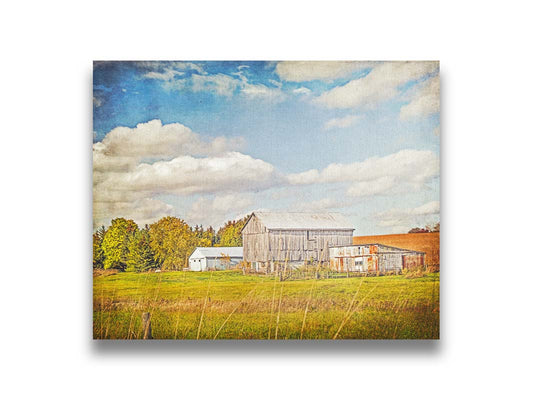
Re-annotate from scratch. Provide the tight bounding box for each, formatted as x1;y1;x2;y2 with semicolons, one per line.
241;82;286;102
98;152;281;197
275;61;375;82
399;75;440;120
93;119;244;172
287;149;439;197
142;63;285;101
324;114;360;130
293;87;311;95
187;194;254;228
191;73;240;97
139;61;205;76
346;176;398;197
142;62;240;97
297;197;353;211
151;73;240;97
144;68;185;81
373;201;440;233
314;61;439;109
268;79;282;88
93;120;440;229
93;198;174;229
93;120;280;228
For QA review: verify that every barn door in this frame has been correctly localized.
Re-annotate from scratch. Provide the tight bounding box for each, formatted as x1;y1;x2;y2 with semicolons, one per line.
306;230;318;260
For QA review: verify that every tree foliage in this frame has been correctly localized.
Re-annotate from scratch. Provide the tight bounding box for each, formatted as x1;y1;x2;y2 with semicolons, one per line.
193;225;216;247
92;226;106;269
101;218;138;270
125;228;157;272
215;215;250;247
94;214;251;272
149;217;196;270
408;222;440;234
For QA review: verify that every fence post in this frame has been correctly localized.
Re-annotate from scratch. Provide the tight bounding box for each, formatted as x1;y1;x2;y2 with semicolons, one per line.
142;312;153;339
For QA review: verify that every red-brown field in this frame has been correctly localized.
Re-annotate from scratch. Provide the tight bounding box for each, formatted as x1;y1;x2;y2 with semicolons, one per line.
353;232;440;267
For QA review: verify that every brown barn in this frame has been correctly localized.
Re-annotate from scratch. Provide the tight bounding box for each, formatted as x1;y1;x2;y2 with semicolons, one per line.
329;244;425;273
353;232;440;267
242;212;354;272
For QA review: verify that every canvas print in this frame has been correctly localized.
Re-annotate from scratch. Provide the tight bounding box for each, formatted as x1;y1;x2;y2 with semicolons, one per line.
93;61;440;340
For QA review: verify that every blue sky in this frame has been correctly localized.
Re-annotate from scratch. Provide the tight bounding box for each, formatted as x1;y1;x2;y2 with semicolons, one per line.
93;61;440;234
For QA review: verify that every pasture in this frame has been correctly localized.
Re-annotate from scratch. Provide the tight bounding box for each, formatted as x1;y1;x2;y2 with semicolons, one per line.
93;270;439;340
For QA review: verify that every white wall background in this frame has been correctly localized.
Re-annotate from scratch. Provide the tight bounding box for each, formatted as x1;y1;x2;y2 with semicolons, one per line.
1;1;532;399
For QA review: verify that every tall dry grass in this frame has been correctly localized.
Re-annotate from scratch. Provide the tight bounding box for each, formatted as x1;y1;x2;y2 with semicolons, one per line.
196;271;213;340
93;270;439;340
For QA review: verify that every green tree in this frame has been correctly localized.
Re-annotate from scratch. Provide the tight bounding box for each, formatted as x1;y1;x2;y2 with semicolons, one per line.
149;216;196;270
125;228;158;272
215;215;250;247
92;225;106;269
101;218;138;270
408;227;430;233
194;225;215;247
408;222;440;234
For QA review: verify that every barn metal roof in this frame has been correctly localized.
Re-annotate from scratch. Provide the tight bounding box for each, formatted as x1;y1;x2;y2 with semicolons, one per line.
189;247;243;259
329;243;425;254
251;212;354;230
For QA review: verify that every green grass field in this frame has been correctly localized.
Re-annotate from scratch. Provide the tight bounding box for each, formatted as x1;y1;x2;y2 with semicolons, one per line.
93;270;439;340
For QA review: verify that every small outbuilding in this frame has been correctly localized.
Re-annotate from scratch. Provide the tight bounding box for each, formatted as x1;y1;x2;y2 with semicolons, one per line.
188;247;243;271
329;244;425;273
242;211;354;272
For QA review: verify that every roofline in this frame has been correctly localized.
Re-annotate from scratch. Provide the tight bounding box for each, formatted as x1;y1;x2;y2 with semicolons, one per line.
190;255;243;259
239;212;255;234
240;212;355;232
192;246;243;249
189;247;244;258
354;232;439;238
267;228;354;231
329;243;425;254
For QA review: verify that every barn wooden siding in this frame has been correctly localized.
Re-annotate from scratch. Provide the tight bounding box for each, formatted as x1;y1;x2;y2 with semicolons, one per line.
242;213;353;270
329;244;425;273
353;232;439;266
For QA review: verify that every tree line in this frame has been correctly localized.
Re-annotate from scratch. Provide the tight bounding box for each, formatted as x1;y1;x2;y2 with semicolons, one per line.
93;215;249;272
408;222;440;234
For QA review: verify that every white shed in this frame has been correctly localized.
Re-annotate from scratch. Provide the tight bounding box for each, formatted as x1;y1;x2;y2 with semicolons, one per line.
188;247;243;271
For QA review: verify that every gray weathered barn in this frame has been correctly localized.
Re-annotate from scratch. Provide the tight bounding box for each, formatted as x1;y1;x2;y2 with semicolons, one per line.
329;244;425;273
241;212;354;272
